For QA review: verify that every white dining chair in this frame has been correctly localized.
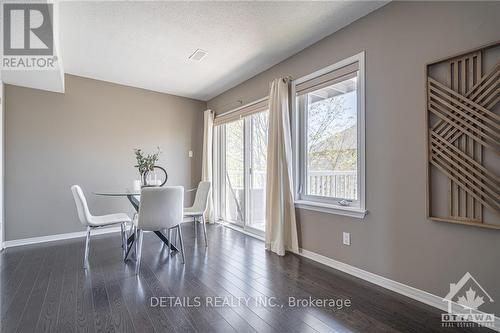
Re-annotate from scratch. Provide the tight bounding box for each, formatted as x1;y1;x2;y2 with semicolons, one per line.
133;186;185;274
71;185;131;269
183;181;211;247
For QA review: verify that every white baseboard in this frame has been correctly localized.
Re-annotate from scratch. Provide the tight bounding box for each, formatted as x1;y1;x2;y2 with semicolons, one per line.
3;226;122;249
3;220;199;249
298;248;499;332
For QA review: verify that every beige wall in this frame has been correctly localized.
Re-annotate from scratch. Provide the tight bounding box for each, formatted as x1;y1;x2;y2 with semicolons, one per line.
5;74;206;241
208;2;500;314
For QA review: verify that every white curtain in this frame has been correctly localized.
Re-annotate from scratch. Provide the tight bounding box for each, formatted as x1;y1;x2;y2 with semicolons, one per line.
202;109;214;222
265;78;299;256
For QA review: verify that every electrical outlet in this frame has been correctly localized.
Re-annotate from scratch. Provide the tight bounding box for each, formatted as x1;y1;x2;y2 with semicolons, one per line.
343;232;351;246
189;150;193;158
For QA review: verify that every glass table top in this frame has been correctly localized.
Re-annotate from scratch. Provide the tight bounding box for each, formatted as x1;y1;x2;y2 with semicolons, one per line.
93;187;197;196
93;191;140;196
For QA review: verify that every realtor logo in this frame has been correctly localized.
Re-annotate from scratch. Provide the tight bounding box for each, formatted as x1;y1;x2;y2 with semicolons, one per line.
442;272;495;328
2;2;56;70
3;3;53;55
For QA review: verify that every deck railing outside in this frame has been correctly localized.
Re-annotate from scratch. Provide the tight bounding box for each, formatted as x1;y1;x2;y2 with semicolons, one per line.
226;169;357;200
307;170;357;200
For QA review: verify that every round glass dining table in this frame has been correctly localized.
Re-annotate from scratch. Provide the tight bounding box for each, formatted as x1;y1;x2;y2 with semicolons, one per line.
93;191;141;210
92;188;196;259
93;188;196;211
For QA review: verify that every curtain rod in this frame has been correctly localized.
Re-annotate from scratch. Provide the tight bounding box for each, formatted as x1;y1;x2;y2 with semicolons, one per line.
214;75;293;117
216;96;269;118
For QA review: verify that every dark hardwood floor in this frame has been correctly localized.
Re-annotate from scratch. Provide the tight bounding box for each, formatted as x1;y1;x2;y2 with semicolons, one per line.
0;224;490;333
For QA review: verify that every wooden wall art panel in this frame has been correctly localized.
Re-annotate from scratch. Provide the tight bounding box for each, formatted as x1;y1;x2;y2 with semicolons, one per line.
426;41;500;229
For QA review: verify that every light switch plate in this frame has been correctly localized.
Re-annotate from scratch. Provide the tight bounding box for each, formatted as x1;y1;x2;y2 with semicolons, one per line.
189;150;193;158
343;232;351;246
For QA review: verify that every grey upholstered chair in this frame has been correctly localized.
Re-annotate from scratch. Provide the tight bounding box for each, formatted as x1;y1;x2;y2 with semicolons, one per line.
133;186;185;274
183;181;211;247
71;185;131;269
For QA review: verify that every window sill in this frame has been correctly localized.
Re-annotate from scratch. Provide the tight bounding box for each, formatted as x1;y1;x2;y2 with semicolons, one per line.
295;200;367;219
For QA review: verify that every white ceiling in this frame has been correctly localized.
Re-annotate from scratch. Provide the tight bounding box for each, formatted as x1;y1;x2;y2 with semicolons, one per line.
59;1;387;101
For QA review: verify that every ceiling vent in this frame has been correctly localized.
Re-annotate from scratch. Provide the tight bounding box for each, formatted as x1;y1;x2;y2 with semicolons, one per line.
188;49;207;61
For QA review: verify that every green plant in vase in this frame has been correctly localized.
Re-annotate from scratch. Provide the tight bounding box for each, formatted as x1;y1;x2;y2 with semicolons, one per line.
134;147;161;186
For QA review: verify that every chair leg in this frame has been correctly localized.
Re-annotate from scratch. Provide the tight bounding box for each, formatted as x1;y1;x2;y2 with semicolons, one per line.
131;225;137;259
201;215;208;248
173;227;178;249
168;228;172;254
133;225;138;260
161;229;165;249
84;226;91;269
120;222;126;259
194;217;198;236
177;225;185;264
135;229;143;275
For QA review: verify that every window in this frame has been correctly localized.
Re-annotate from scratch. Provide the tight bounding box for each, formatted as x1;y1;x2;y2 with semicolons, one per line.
214;98;269;236
292;52;366;218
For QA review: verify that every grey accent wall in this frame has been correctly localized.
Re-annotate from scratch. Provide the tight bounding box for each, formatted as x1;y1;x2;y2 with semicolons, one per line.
207;2;500;314
5;74;206;241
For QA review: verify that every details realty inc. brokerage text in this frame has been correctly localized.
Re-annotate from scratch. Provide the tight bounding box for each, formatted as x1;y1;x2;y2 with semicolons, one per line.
151;296;351;309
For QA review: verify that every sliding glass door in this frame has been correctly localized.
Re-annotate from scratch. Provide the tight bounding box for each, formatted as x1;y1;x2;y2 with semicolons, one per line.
248;112;268;232
224;119;245;225
217;111;268;235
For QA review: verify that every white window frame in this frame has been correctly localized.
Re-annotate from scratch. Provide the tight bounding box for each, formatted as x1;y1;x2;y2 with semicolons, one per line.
291;52;367;219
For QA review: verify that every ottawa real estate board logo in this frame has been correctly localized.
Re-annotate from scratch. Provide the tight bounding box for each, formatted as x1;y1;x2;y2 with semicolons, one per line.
442;272;496;329
2;2;57;70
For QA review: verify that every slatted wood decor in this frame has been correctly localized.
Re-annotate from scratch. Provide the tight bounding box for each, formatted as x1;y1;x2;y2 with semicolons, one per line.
426;41;500;229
